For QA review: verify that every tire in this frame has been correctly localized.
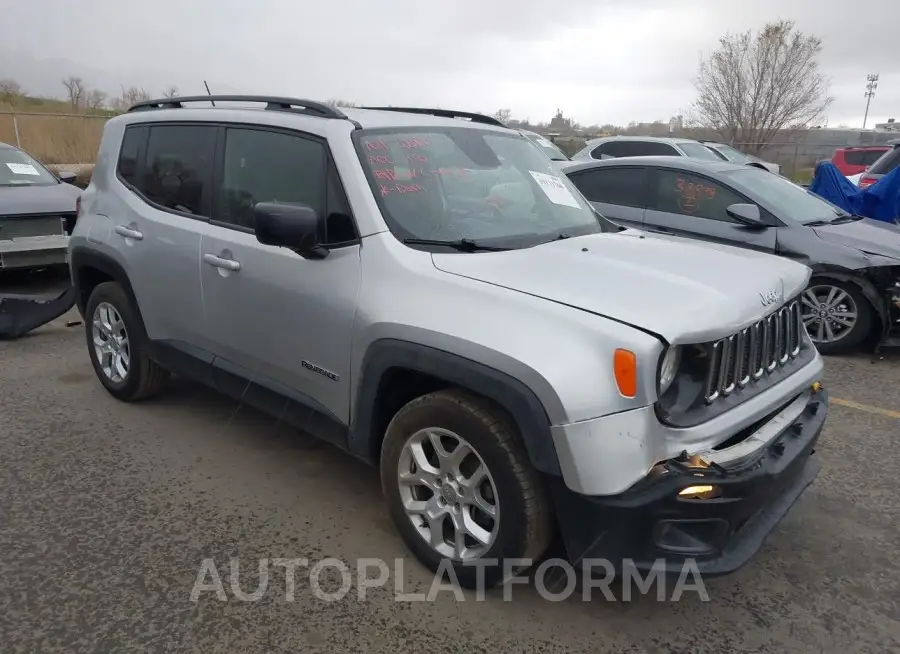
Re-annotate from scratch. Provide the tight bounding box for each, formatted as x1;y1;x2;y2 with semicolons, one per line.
84;281;169;401
801;279;874;355
380;388;553;590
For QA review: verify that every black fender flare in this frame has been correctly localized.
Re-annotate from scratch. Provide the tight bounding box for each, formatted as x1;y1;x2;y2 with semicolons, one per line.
807;269;887;330
349;339;562;477
69;246;142;320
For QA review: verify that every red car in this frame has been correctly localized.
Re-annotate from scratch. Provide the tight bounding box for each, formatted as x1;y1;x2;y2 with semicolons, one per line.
831;145;890;177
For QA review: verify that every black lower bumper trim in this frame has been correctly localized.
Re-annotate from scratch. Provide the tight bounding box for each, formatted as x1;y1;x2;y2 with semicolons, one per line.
550;389;828;576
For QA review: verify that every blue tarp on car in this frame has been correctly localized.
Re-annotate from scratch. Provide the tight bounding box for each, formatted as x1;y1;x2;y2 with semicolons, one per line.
808;161;900;224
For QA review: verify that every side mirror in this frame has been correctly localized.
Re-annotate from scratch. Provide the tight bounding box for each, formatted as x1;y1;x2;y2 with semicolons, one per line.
254;202;328;259
58;171;77;184
726;203;766;228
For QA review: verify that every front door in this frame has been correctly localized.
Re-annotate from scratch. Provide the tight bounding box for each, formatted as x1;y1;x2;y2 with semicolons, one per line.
199;125;361;424
642;167;777;253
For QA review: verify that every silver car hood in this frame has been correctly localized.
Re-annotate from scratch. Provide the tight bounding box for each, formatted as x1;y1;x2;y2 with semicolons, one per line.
431;230;811;344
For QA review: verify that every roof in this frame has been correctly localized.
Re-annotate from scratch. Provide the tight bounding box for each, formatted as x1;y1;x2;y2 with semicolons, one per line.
343;107;510;132
119;96;514;134
560;155;748;176
583;135;699;147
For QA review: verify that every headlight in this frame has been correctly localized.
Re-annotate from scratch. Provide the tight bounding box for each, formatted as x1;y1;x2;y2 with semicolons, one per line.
658;346;682;396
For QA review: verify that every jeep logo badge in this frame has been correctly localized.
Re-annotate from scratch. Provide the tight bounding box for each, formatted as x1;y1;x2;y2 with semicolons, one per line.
759;289;780;306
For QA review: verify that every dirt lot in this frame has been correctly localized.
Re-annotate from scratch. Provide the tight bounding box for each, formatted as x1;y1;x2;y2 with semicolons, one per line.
1;270;899;653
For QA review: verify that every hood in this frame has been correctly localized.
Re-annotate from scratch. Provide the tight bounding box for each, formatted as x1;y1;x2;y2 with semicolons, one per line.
0;182;81;217
431;231;811;344
812;218;900;261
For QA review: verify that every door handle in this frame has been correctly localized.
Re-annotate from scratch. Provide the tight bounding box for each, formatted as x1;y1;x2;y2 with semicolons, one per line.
203;253;241;272
114;225;143;240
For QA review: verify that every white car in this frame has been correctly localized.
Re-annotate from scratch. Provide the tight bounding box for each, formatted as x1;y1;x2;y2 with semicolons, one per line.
846;172;863;186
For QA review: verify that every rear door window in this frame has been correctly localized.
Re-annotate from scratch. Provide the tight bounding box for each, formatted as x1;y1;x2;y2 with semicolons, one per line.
591;141;678;159
843;149;889;167
568;167;647;208
137;124;217;217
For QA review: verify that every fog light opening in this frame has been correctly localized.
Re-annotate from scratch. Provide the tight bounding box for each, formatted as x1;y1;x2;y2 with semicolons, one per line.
678;484;721;500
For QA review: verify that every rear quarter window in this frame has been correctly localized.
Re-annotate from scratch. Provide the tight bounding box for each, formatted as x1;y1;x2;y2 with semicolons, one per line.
843;149;889;167
117;125;148;186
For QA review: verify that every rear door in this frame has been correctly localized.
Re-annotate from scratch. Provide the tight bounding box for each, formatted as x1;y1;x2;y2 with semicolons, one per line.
565;165;648;228
112;122;214;350
642;167;777;253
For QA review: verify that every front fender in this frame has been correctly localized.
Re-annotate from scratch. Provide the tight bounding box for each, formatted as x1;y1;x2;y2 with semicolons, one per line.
349;338;564;476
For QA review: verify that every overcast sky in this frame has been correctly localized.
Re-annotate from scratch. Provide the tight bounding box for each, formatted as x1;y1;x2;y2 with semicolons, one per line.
2;0;897;128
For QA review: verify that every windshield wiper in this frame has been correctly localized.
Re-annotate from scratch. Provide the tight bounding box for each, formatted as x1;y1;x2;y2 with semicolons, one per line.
830;214;864;224
806;214;863;227
402;238;511;252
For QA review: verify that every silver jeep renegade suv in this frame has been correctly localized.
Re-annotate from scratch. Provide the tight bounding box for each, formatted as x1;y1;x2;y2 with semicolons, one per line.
69;96;829;588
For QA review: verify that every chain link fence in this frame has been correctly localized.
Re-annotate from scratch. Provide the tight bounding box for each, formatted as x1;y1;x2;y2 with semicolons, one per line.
0;111;108;165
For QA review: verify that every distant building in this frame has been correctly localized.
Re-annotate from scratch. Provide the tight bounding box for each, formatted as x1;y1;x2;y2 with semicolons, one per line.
875;118;900;132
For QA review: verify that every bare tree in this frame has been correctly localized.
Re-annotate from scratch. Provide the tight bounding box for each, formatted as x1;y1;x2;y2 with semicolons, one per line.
492;108;512;124
111;86;152;112
62;76;86;109
162;86;179;98
86;89;108;110
326;99;358;108
0;78;24;106
691;20;833;152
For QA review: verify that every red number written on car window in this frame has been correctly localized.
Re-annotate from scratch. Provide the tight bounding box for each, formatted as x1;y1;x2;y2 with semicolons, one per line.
674;177;716;214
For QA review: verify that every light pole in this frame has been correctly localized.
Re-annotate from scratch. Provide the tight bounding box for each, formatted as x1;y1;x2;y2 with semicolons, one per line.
863;73;879;129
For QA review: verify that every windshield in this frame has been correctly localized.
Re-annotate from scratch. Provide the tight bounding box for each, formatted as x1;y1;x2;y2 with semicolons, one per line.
724;167;847;225
523;133;569;161
354;127;601;248
709;144;753;164
0;147;58;186
677;142;723;162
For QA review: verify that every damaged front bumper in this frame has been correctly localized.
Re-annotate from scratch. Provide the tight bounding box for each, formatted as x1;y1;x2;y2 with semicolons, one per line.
0;234;70;270
549;385;828;576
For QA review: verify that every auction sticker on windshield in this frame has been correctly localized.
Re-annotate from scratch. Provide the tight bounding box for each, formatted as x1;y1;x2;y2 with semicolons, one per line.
6;163;39;175
529;171;580;208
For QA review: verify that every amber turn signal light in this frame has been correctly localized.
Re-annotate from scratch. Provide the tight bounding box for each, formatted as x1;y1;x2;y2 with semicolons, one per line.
614;348;637;398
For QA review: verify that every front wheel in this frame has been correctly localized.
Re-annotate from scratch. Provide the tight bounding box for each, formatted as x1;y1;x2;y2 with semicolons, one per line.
800;280;873;355
380;389;553;590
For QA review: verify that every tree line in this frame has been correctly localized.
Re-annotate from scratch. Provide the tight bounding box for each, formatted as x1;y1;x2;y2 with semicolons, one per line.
0;76;181;113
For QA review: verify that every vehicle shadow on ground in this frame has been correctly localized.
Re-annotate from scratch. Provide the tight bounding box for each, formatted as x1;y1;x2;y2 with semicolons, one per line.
144;377;742;618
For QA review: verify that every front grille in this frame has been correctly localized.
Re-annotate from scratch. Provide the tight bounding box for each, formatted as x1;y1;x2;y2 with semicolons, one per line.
704;301;804;403
0;215;67;240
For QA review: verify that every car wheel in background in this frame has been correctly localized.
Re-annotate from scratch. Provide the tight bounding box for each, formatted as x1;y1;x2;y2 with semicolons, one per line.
85;281;169;400
801;280;873;355
380;389;553;590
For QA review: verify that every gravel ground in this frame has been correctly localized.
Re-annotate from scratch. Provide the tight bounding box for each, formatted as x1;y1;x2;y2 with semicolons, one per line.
1;269;899;653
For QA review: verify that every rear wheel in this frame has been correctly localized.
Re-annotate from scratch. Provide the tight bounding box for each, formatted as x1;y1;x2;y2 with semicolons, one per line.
380;389;553;590
800;280;873;355
85;281;169;400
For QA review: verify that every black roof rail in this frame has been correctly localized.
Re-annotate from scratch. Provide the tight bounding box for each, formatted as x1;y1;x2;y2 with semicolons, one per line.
358;106;506;128
127;95;354;122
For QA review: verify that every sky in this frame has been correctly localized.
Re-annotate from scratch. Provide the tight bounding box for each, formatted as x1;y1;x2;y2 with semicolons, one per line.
2;0;897;128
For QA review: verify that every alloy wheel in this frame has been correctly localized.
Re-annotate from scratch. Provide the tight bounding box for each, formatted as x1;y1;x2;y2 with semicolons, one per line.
800;285;858;345
92;302;131;383
396;428;499;561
